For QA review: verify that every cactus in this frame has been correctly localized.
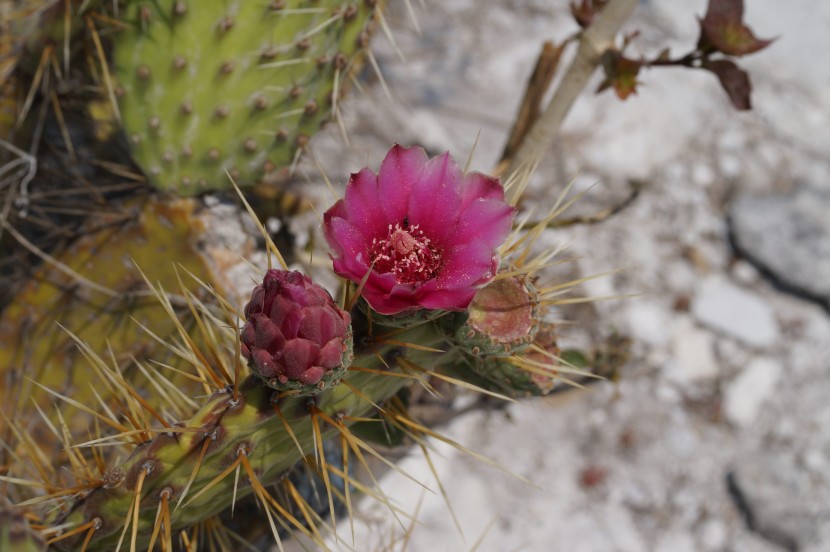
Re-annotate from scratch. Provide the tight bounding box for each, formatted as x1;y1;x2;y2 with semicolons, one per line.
0;0;777;548
0;3;625;547
467;322;562;397
114;0;380;194
0;6;397;546
0;145;584;551
45;310;448;551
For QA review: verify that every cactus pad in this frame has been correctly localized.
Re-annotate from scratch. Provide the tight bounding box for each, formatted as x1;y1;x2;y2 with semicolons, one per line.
115;0;378;194
0;197;242;442
0;501;45;552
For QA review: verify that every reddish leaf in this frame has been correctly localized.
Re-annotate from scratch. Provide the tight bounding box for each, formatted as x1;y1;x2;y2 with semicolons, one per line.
699;0;774;56
703;58;753;110
703;0;744;24
570;0;609;28
597;50;642;100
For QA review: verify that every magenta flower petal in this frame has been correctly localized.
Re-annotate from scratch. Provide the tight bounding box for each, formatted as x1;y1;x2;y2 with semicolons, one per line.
343;168;388;238
437;242;498;288
362;284;425;316
377;144;428;223
407;153;463;244
460;172;508;209
244;285;265;319
323;145;515;315
298;366;325;385
269;295;303;339
451;198;516;248
319;339;345;368
252;348;279;378
325;217;372;277
417;286;478;311
281;338;320;379
299;306;346;344
253;314;286;352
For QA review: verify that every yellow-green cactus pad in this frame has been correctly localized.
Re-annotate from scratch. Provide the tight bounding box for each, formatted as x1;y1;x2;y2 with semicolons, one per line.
0;197;240;442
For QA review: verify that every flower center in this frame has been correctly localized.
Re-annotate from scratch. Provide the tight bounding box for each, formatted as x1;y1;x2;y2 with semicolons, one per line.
370;222;442;284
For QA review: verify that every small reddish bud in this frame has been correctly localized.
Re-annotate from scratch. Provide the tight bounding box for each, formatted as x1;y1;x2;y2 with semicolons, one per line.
241;270;352;394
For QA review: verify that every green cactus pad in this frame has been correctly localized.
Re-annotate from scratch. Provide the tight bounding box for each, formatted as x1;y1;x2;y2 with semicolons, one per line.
114;0;378;195
0;501;46;552
46;322;448;551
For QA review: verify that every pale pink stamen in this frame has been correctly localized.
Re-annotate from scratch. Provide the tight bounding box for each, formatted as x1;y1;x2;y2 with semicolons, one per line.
370;223;442;284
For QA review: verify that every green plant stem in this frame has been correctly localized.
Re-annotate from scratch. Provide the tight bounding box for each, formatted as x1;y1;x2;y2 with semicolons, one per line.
52;320;447;551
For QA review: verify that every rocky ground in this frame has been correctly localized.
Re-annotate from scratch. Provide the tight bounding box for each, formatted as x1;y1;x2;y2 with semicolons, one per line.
281;1;830;550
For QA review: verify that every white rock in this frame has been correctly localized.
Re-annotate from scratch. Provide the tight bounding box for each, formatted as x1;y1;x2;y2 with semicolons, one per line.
724;358;782;427
600;506;647;552
718;153;742;178
692;276;779;347
805;308;830;342
731;259;760;285
656;533;697;552
668;317;719;383
731;184;830;303
700;518;729;551
803;449;827;473
692;163;715;186
265;216;282;234
657;382;682;403
626;301;671;346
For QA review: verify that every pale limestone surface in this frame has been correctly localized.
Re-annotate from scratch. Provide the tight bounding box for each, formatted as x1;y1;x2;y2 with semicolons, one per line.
282;1;830;550
692;275;780;348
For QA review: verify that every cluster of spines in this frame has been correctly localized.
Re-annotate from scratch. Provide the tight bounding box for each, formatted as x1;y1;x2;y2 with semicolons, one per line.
16;303;458;551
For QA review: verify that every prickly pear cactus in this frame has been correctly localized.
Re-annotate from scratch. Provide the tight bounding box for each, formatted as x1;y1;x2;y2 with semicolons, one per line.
115;0;379;194
0;197;245;442
0;143;597;552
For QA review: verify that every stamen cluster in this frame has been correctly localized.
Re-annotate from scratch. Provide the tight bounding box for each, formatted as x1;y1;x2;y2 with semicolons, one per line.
370;223;442;284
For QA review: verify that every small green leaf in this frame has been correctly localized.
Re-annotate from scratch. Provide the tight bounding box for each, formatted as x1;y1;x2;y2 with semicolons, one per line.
560;349;590;369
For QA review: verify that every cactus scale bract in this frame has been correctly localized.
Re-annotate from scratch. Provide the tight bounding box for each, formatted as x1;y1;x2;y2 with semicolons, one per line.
115;0;378;195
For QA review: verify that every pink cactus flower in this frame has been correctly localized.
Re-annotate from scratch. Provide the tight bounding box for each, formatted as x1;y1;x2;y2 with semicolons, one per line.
323;144;515;315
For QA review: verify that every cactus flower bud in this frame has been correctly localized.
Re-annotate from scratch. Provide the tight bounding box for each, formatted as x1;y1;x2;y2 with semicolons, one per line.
451;274;540;357
323;144;515;315
476;323;561;397
241;269;352;393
